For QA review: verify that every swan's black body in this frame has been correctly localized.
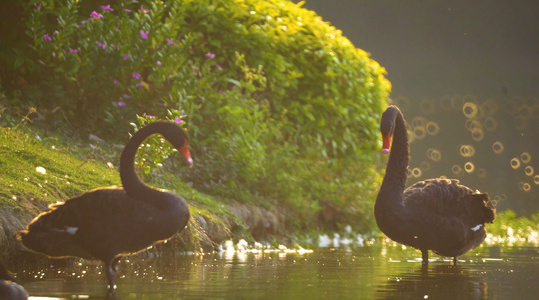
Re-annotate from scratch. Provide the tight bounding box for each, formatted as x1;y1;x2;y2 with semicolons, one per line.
17;121;192;295
375;106;495;264
0;261;28;300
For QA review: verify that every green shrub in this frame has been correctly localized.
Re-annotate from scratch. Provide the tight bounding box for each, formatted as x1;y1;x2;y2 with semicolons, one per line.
14;0;390;230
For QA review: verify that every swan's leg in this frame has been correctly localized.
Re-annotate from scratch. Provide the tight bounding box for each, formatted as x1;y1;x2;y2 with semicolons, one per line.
105;259;117;297
112;257;121;272
421;250;429;265
453;256;458;266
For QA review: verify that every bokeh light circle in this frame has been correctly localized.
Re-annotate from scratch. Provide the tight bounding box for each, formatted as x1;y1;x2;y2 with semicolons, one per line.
463;102;478;119
459;145;475;157
492;141;504;154
510;158;521;169
476;168;487;178
525;166;534;176
483;117;498;131
521;152;531;164
452;164;464;176
471;128;484;142
426;121;440;136
464;162;475;173
427;148;442;162
411;168;422;178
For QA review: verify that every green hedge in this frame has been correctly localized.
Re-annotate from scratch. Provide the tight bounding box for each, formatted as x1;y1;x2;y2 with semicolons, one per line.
6;0;390;230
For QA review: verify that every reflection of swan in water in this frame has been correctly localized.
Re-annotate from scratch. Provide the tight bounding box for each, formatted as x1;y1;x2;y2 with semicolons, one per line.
375;264;488;300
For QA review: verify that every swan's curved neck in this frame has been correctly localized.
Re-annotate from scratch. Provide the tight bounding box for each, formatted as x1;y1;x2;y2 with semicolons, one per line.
377;109;409;207
119;123;180;198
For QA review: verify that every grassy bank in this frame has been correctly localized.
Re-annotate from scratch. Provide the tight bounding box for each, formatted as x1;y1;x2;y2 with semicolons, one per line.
0;116;252;259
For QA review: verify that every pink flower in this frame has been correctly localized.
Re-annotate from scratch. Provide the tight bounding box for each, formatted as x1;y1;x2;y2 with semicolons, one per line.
117;101;126;107
217;65;223;70
123;8;132;13
140;6;149;13
122;54;129;60
140;31;149;39
147;114;155;119
174;117;184;124
132;73;141;79
167;39;174;45
90;11;103;18
96;42;106;49
113;79;118;85
157;61;162;66
33;3;42;10
43;34;52;41
123;94;130;99
100;5;114;11
205;52;215;59
69;48;78;53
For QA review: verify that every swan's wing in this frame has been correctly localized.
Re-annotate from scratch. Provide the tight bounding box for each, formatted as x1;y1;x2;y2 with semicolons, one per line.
403;178;495;225
403;178;474;213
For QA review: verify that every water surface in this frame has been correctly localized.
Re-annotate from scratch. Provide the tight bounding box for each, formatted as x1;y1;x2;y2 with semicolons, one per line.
17;244;539;299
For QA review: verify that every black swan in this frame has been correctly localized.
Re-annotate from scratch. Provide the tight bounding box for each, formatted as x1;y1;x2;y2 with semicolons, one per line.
375;105;496;265
0;261;28;300
17;121;192;295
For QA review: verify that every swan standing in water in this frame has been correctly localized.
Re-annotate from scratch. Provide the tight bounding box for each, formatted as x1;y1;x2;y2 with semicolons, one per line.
375;105;496;265
17;121;192;295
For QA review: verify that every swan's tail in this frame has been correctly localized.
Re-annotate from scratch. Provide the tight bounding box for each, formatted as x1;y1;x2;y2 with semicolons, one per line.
469;194;496;225
16;215;92;260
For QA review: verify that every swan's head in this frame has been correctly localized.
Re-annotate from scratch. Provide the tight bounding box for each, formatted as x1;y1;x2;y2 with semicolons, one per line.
179;140;193;167
380;105;399;154
164;122;193;167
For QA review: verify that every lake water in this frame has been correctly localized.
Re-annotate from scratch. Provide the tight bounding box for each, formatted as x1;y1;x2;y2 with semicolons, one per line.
16;243;539;299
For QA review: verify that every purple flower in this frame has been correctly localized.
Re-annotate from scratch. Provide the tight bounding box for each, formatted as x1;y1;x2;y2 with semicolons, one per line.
90;11;103;18
174;117;184;124
140;6;149;13
96;42;106;49
100;5;114;11
191;66;199;70
117;101;126;107
216;65;223;70
122;54;129;60
140;31;149;39
137;82;149;88
81;20;87;25
43;34;52;41
157;61;162;66
205;52;215;59
69;48;78;53
146;114;155;119
123;8;131;13
167;39;174;45
113;79;118;85
34;3;42;10
132;73;141;79
123;94;130;99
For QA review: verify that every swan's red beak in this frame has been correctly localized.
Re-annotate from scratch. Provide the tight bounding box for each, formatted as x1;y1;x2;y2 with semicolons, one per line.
180;141;193;167
382;131;391;155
